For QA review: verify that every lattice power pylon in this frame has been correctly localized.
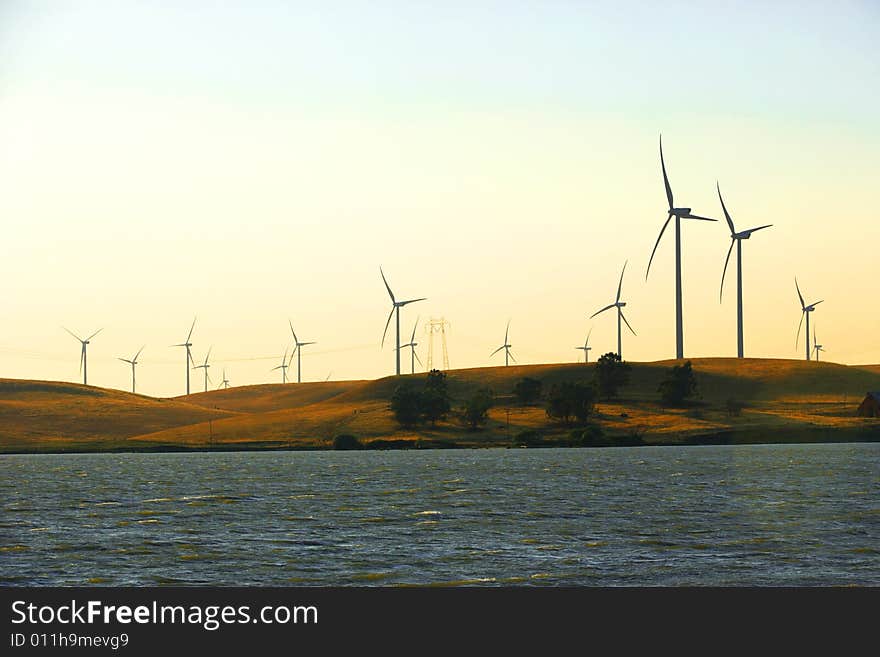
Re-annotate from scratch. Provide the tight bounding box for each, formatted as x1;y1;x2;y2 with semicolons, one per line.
425;317;450;371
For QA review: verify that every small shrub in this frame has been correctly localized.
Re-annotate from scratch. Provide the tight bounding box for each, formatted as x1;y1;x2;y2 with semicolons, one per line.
460;387;494;429
390;384;423;428
546;381;597;426
595;352;631;400
332;434;362;450
658;360;699;406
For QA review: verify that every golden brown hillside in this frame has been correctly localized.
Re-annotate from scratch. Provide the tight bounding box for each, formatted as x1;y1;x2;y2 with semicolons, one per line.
3;359;879;453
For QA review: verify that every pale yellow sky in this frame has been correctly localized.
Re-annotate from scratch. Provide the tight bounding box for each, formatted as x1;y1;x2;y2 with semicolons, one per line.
1;3;877;396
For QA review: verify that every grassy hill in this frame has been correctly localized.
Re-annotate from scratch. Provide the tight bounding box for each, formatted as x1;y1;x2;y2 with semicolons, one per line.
2;359;879;453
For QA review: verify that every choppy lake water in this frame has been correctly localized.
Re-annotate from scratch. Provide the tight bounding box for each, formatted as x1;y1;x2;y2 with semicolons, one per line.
1;444;878;586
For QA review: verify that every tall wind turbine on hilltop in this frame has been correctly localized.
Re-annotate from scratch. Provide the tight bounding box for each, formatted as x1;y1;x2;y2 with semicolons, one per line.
192;347;212;393
380;267;426;376
400;318;423;374
591;262;636;360
117;345;144;394
288;320;316;383
490;321;515;366
795;279;823;361
272;347;291;384
63;327;103;386
717;182;772;358
220;369;230;390
575;328;593;363
172;318;196;395
812;325;826;362
647;135;717;359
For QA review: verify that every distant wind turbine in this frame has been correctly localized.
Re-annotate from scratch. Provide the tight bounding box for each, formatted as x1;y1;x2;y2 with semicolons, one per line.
192;346;212;393
647;135;717;359
272;347;291;384
288;320;316;383
490;320;515;366
400;318;423;374
63;327;103;386
795;278;823;361
812;325;825;362
380;267;426;376
718;182;772;358
219;369;230;390
575;328;593;364
117;345;144;393
172;318;197;395
591;261;636;360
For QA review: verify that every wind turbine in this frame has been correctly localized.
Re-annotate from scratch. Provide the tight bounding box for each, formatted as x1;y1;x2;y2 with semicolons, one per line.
63;327;103;386
399;318;423;374
380;267;426;375
490;320;515;366
288;320;316;383
717;182;772;358
795;278;823;361
575;328;593;364
591;261;636;360
172;318;197;395
219;369;230;390
812;325;825;362
117;345;144;393
271;347;291;384
192;346;212;393
647;135;718;359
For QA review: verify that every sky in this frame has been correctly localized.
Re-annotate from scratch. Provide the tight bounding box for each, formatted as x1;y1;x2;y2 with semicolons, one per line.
0;1;878;397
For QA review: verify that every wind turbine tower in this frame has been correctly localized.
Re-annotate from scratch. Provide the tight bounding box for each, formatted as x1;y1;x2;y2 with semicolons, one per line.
288;320;316;383
400;318;423;374
795;279;823;361
173;318;197;395
64;327;103;386
117;345;144;393
380;267;426;376
193;347;212;393
591;261;636;359
576;329;593;363
490;321;516;366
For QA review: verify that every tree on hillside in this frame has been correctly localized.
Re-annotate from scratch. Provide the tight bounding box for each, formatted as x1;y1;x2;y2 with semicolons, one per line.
595;352;631;400
422;369;452;426
390;384;423;428
546;381;598;426
513;377;543;405
461;387;494;429
658;360;699;406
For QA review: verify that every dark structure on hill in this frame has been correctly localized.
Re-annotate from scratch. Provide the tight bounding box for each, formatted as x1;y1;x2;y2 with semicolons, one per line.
856;392;880;417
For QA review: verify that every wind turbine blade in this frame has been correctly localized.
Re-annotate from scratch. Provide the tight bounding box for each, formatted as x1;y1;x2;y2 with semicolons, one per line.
720;238;735;302
504;319;510;345
490;345;505;357
381;306;395;347
683;214;718;222
646;215;672;279
86;328;103;341
620;310;637;336
288;319;299;345
186;317;196;343
301;341;316;346
410;317;419;344
118;358;130;364
379;267;396;303
414;350;423;367
133;345;145;362
188;350;196;368
660;134;673;210
79;344;86;373
716;181;735;234
399;297;426;306
590;303;616;319
742;224;772;236
796;310;805;347
586;326;592;347
795;278;805;309
508;349;517;364
63;327;83;342
810;300;824;307
616;260;627;303
204;346;212;365
271;365;282;371
206;371;212;385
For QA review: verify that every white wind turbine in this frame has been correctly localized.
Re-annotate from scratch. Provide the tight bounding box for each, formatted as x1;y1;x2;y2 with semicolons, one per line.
380;267;426;376
812;325;826;362
399;318;423;374
647;135;717;359
117;345;145;394
795;279;823;361
219;369;230;390
575;328;593;364
192;346;212;393
288;320;316;384
717;182;772;358
63;327;103;386
172;318;197;395
490;320;515;366
591;261;636;360
271;347;292;384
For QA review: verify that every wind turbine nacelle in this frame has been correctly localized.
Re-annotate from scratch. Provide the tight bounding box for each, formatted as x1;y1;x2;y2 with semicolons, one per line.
618;302;626;308
735;231;751;240
673;207;692;216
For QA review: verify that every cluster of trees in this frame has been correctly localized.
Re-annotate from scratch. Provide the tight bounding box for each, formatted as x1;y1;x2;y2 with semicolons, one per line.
390;370;494;430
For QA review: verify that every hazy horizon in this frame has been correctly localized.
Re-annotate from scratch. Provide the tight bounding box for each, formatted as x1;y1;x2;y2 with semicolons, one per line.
1;1;878;396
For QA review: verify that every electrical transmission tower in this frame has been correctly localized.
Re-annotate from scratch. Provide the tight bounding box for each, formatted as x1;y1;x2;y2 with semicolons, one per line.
425;317;451;371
